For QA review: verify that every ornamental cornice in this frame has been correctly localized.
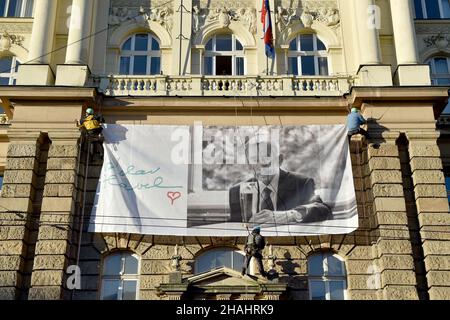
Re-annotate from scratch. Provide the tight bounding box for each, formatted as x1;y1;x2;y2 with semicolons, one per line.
0;20;33;34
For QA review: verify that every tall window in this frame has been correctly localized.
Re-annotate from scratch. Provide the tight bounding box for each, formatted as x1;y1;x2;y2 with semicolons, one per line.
429;57;450;85
204;34;245;76
101;252;140;300
119;33;161;75
308;252;347;300
195;248;245;274
0;0;34;17
414;0;450;19
0;56;20;85
288;34;328;76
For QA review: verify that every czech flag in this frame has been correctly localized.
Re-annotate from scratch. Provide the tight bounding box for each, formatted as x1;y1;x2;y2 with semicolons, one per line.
261;0;275;58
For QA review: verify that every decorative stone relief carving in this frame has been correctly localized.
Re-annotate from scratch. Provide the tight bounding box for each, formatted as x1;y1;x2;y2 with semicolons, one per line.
0;31;25;52
275;0;340;32
0;22;33;34
424;33;450;50
192;0;257;35
108;5;174;32
0;114;10;125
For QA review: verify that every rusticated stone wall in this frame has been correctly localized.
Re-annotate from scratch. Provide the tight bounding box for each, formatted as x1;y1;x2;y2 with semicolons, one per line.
2;132;449;300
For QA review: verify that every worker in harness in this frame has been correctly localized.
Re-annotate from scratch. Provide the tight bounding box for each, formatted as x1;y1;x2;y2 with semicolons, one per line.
347;108;371;141
242;226;267;278
77;107;105;157
78;108;105;137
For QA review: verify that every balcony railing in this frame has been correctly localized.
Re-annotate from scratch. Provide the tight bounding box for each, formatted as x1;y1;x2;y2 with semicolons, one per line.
90;75;357;97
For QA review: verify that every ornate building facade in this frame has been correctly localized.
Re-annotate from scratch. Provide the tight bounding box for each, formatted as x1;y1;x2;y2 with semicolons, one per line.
0;0;449;300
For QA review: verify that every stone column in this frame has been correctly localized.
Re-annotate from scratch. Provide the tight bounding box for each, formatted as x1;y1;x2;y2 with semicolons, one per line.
65;0;94;65
354;0;381;65
352;0;392;86
56;0;95;86
389;0;431;85
389;0;418;65
406;133;450;300
17;0;58;85
198;48;204;75
367;140;419;300
28;134;80;300
0;131;44;300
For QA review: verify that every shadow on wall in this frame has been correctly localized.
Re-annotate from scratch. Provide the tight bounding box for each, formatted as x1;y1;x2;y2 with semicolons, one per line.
275;252;309;300
367;118;389;145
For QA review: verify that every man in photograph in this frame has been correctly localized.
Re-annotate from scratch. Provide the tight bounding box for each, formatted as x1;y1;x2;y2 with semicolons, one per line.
229;132;332;226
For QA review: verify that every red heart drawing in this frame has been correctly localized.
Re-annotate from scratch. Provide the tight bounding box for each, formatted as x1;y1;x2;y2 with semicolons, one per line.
167;192;182;205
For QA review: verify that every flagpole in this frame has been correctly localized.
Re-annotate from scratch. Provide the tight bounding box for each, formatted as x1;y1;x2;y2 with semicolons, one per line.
266;56;269;76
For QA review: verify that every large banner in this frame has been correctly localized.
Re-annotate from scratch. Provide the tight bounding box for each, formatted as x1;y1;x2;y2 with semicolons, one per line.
88;124;358;236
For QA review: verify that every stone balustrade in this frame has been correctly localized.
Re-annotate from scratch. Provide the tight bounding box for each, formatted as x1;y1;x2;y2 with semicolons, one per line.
90;75;356;97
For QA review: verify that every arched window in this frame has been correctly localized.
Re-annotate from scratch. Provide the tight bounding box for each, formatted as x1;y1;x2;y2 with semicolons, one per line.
101;252;140;300
204;34;245;76
288;34;328;76
195;248;245;274
119;33;161;75
307;252;347;300
0;0;34;17
414;0;450;19
0;56;20;85
428;56;450;85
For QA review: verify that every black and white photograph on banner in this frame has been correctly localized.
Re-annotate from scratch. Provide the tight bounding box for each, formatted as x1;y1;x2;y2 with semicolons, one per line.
89;124;358;236
188;125;357;235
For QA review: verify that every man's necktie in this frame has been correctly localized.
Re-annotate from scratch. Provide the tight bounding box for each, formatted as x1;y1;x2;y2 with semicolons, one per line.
261;187;274;211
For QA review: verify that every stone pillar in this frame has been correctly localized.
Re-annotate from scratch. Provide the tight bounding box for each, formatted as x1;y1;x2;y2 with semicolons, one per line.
390;0;431;85
198;47;204;75
17;0;58;85
407;133;450;300
367;141;419;300
172;0;192;76
55;0;95;86
353;0;392;86
0;132;44;300
28;133;80;300
389;0;418;65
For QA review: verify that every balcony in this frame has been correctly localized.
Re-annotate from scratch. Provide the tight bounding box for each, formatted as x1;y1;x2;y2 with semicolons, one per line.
90;75;357;97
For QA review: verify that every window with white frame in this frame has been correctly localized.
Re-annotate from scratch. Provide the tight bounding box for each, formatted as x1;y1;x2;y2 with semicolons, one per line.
204;34;245;76
0;0;34;17
195;248;245;274
101;252;140;300
0;56;20;85
414;0;450;19
288;34;328;76
428;57;450;85
119;33;161;75
308;252;347;300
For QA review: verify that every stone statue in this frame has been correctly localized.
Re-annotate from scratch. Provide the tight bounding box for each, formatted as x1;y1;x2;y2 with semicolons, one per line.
244;8;257;34
193;5;206;33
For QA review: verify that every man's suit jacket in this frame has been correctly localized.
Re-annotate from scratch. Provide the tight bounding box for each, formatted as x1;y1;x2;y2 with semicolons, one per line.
229;170;332;223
